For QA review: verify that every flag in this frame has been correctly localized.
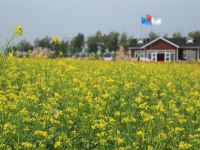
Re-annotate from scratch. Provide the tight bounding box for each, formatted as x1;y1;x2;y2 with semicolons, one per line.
156;18;162;25
151;17;162;26
141;16;152;26
146;15;152;22
151;17;157;25
146;20;152;26
141;16;147;25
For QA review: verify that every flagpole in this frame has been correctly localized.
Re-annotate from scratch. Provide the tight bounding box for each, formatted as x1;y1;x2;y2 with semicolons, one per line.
140;21;142;39
158;18;162;37
159;25;161;37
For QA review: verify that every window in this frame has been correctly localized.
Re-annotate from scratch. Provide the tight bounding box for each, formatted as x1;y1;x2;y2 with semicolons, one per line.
165;52;171;62
147;51;175;62
151;52;157;61
148;53;151;59
147;52;157;61
171;53;175;61
186;50;196;61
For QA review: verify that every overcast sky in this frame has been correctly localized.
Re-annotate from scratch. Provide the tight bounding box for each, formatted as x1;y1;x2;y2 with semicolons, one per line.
0;0;200;45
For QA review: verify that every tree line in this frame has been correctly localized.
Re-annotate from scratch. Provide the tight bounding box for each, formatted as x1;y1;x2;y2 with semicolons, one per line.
10;30;200;57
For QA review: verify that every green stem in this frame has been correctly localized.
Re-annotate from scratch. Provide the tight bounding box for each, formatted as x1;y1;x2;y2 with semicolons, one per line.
4;33;17;55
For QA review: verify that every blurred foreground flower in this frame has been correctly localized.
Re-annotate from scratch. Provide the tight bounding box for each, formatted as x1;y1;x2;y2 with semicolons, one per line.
2;25;23;55
52;37;61;45
7;52;14;60
15;25;23;36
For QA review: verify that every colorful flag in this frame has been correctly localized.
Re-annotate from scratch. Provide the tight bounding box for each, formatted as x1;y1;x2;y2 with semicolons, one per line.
146;20;152;26
146;15;152;22
156;18;162;25
141;16;152;26
141;16;147;25
151;17;157;25
151;17;162;26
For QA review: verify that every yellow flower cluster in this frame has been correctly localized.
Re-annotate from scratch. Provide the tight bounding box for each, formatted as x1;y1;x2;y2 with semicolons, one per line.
0;58;199;149
179;141;192;149
52;37;61;45
15;25;23;36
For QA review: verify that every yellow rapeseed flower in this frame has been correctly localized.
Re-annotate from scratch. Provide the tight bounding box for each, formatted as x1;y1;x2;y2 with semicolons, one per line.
7;53;14;60
179;141;192;149
115;137;124;144
136;130;145;140
114;111;121;116
148;146;153;150
155;132;167;141
34;130;49;138
0;58;200;149
15;25;23;36
21;142;34;148
54;141;62;149
52;37;61;45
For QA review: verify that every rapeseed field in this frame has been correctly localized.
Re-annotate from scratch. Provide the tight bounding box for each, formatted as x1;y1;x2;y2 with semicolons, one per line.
0;57;199;149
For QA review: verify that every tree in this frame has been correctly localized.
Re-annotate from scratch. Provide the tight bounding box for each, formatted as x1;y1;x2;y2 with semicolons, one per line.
99;34;108;55
188;31;200;38
16;39;33;52
95;31;107;55
34;36;51;49
58;40;69;57
163;33;168;38
106;32;120;52
87;31;107;55
70;33;85;55
119;32;129;50
172;32;183;38
87;35;98;54
148;32;159;40
127;36;134;46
